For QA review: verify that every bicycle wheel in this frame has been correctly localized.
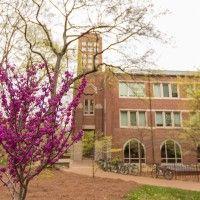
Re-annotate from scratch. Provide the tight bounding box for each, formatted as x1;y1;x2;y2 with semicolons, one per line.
151;168;159;178
164;169;174;180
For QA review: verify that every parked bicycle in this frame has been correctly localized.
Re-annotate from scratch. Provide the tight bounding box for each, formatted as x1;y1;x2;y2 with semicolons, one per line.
151;163;174;180
97;159;139;175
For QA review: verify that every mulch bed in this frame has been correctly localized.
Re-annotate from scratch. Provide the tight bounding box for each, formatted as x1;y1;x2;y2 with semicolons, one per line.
0;170;138;200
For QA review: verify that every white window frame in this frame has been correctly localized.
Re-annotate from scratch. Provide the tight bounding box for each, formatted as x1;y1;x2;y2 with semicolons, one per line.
120;110;147;128
84;99;94;116
153;83;179;99
120;111;129;127
160;140;182;164
119;82;146;98
155;111;182;128
155;111;164;127
123;139;146;164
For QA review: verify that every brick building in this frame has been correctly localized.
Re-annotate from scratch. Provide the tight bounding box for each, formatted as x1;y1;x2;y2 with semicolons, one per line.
72;33;200;165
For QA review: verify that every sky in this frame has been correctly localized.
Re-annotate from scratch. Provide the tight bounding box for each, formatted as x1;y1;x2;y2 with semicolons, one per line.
152;0;200;71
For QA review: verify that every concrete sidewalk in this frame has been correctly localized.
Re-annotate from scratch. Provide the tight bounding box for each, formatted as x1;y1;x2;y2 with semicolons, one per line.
62;160;200;192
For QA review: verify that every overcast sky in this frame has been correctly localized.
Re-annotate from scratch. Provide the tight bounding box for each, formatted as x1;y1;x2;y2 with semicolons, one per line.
152;0;200;71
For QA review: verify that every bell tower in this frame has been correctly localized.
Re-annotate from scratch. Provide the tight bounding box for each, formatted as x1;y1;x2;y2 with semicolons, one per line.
77;33;102;74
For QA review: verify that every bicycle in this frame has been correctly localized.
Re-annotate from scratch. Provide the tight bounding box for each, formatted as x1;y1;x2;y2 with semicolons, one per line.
151;163;174;180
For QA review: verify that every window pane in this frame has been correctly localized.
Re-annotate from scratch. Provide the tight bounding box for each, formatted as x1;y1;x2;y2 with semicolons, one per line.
162;140;182;163
161;144;166;158
124;140;145;163
119;83;128;96
90;100;94;114
129;83;145;97
175;143;181;159
197;145;200;163
171;84;178;97
165;112;172;126
130;140;139;158
124;142;129;159
136;83;145;97
163;83;169;97
156;112;163;126
174;112;181;127
154;84;161;97
128;83;135;97
84;99;94;114
130;112;137;126
120;111;128;126
139;143;145;159
84;99;89;114
139;112;146;127
166;140;175;158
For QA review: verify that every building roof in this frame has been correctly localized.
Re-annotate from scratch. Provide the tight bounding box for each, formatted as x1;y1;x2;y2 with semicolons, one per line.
137;69;198;76
104;65;199;77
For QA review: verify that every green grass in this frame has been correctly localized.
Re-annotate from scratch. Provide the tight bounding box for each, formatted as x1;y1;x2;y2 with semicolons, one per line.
126;185;200;200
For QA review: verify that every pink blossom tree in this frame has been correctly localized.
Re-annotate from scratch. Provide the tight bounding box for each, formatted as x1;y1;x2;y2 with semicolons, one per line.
0;62;87;200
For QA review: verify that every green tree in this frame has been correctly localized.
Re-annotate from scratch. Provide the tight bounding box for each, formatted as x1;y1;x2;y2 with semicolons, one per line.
182;81;200;161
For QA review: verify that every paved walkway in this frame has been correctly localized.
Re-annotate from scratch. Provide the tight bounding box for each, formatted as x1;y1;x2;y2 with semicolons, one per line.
62;160;200;192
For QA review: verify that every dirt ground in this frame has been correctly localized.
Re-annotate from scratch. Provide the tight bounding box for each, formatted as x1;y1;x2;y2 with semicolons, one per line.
0;170;138;200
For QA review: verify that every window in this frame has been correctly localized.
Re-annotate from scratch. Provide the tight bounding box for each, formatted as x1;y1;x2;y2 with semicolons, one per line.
154;84;161;97
119;82;145;97
156;112;163;126
165;112;172;126
119;83;129;97
129;83;145;97
153;83;179;98
120;111;128;126
88;42;93;47
171;84;178;97
88;47;93;52
161;140;182;163
82;42;86;46
174;112;181;127
84;99;94;115
197;145;200;163
138;111;146;127
120;110;147;127
163;83;170;97
130;111;137;126
87;59;93;64
155;111;181;127
82;47;87;52
124;139;145;163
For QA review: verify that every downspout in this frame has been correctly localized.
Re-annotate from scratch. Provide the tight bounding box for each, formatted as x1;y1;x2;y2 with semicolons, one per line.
148;74;155;164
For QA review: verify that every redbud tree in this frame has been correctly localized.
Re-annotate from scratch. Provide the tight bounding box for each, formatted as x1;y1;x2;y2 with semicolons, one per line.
0;63;86;200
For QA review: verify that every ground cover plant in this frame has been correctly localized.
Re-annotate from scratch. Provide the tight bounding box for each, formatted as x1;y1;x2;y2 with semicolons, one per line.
126;185;200;200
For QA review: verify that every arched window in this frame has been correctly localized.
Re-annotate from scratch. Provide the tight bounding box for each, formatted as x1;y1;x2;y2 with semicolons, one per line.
197;145;200;163
161;140;182;163
124;139;145;163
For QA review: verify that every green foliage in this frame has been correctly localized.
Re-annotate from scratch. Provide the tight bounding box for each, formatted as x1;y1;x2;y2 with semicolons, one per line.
182;82;200;148
126;185;200;200
0;156;7;166
82;131;95;158
111;156;121;165
95;136;112;160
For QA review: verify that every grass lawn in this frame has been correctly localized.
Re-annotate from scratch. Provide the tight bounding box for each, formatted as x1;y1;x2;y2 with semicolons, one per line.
126;185;200;200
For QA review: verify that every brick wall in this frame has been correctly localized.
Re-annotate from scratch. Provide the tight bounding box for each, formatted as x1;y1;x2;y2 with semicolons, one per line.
74;71;199;164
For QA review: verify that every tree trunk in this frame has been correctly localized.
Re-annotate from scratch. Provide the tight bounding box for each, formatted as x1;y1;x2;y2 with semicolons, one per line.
51;55;62;97
12;185;28;200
